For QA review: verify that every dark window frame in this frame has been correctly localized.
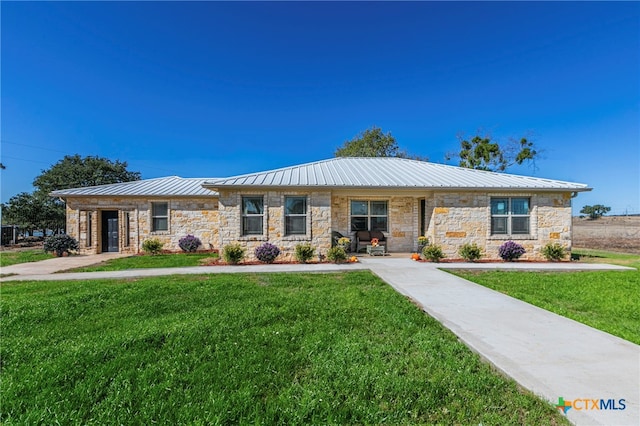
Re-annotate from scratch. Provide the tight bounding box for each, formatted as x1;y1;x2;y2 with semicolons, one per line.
350;200;388;232
284;196;307;236
242;196;265;236
490;197;530;235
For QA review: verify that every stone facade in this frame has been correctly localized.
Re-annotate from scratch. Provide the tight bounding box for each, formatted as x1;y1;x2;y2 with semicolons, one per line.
65;197;219;254
217;189;331;261
62;190;574;261
426;191;573;260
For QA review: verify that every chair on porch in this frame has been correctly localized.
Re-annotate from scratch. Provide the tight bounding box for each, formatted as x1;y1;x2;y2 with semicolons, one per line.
355;230;387;253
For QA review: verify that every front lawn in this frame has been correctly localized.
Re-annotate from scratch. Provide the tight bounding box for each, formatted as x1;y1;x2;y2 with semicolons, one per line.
70;252;218;272
572;248;640;269
452;263;640;345
1;272;566;425
0;249;52;267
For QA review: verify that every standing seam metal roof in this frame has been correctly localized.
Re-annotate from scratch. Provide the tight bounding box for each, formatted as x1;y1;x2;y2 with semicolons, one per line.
203;157;590;191
50;176;219;197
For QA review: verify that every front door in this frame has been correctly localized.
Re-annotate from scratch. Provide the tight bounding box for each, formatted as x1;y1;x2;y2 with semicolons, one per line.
101;211;119;252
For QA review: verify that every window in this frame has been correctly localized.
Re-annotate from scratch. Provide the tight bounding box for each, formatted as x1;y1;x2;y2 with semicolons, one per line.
87;212;92;247
285;196;307;235
491;197;530;235
242;196;264;235
151;202;168;232
124;212;130;247
350;200;388;231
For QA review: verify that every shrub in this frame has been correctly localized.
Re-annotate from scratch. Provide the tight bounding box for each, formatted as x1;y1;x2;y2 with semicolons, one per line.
541;242;566;261
327;246;347;263
142;238;164;255
295;243;315;263
178;234;201;253
223;243;246;265
498;241;526;261
458;243;482;262
43;234;79;256
417;236;429;251
254;242;281;264
422;244;445;263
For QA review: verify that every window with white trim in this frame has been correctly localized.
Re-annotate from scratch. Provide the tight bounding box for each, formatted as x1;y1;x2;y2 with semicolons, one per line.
491;197;530;235
151;202;169;232
285;196;307;235
350;200;388;231
242;196;264;235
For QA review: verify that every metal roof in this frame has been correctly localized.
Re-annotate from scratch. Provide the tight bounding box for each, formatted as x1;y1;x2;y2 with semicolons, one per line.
51;176;218;197
203;157;591;191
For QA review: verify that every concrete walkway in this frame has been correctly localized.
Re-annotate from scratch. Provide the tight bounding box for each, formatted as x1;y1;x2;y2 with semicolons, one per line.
1;254;638;425
0;252;130;276
364;257;639;426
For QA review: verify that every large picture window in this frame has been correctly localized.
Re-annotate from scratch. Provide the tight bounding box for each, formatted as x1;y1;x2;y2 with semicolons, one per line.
491;197;530;235
350;200;388;231
242;196;264;235
151;202;168;232
285;196;307;235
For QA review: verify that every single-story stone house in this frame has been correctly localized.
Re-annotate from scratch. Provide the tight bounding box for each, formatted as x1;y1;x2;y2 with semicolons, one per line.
51;157;590;260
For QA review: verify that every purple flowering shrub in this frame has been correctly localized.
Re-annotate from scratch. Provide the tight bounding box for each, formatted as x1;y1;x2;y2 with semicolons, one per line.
498;240;526;261
255;242;281;263
178;234;201;253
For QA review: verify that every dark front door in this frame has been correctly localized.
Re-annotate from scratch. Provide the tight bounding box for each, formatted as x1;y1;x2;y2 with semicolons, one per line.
101;211;119;252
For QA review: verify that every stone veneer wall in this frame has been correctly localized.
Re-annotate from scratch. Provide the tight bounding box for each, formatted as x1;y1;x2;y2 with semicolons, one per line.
65;197;219;254
63;190;573;260
331;194;418;252
426;191;573;260
217;190;332;261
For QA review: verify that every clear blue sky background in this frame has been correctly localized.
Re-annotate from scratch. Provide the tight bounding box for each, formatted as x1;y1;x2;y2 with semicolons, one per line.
2;1;639;215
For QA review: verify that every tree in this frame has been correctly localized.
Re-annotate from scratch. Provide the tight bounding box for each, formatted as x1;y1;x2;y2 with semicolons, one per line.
33;154;141;195
450;134;538;172
0;192;63;236
334;126;427;160
580;204;611;220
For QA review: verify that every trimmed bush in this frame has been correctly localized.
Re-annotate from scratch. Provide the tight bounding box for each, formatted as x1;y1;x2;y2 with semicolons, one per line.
541;242;566;261
327;246;347;263
142;238;164;255
422;244;445;263
254;242;281;264
498;241;526;261
223;243;246;265
459;243;482;262
178;235;201;253
43;234;79;257
295;243;315;264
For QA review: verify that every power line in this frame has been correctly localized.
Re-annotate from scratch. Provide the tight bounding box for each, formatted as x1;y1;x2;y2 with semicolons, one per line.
0;155;52;166
1;139;70;155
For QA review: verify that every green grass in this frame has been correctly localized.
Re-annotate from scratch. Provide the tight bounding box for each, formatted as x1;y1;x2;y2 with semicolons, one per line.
572;248;640;269
1;272;567;425
0;249;52;267
452;255;640;344
70;252;218;272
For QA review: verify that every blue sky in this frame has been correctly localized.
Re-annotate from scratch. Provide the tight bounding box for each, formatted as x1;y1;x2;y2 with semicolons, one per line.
2;1;639;215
